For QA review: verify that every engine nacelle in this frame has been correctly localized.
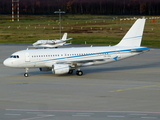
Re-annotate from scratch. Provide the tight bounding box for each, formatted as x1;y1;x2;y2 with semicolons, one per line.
52;64;70;74
39;67;52;71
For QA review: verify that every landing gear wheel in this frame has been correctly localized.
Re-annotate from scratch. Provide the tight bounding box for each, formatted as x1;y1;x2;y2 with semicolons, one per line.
68;70;73;74
24;73;29;77
76;70;83;76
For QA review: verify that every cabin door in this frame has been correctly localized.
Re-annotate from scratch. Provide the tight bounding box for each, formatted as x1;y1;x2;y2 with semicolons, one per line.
25;52;30;62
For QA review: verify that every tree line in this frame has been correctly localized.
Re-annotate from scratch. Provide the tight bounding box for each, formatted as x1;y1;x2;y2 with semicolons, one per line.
0;0;160;15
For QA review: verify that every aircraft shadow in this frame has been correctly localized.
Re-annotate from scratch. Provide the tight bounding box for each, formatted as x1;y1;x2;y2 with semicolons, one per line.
17;61;160;76
83;61;160;74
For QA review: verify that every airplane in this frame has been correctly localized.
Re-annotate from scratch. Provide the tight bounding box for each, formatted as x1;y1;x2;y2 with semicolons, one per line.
32;33;72;48
3;19;149;77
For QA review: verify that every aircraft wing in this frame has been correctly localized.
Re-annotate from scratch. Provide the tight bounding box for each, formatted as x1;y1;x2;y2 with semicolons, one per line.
62;38;72;41
56;59;103;64
55;57;111;66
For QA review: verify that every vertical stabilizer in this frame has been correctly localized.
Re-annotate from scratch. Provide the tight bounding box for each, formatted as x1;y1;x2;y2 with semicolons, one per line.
61;33;67;41
116;19;146;47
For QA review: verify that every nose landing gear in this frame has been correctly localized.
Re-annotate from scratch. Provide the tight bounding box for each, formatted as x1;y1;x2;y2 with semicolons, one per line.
24;68;29;77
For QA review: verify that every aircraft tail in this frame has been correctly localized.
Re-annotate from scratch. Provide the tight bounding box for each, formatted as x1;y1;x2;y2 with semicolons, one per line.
116;19;146;47
61;33;67;41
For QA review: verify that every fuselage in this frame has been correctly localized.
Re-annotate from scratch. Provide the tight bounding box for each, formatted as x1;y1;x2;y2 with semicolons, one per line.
3;46;149;69
33;40;66;47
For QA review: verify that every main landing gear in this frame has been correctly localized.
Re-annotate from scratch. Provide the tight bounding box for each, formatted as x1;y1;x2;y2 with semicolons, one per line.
76;70;83;76
24;68;29;77
68;69;83;76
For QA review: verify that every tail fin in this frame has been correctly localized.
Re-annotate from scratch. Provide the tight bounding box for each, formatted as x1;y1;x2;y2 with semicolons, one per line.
116;19;146;47
61;33;67;41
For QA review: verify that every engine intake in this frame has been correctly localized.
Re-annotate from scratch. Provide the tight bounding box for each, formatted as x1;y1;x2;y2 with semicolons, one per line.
52;64;70;74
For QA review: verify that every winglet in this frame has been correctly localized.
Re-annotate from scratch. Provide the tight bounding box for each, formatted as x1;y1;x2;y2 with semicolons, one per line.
116;19;146;47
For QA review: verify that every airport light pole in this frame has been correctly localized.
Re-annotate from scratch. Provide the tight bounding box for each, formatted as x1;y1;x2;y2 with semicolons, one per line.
12;0;20;21
54;9;65;39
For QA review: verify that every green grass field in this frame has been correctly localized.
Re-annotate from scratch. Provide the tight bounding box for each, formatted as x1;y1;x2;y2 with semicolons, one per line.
0;15;159;47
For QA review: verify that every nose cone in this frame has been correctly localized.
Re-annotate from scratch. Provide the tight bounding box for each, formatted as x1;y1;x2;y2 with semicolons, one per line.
3;59;9;66
33;42;37;46
33;40;42;46
3;58;13;67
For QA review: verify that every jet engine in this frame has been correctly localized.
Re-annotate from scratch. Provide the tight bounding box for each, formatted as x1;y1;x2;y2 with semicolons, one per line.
52;64;70;74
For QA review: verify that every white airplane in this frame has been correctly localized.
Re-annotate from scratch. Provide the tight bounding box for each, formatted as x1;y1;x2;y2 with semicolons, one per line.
3;19;149;77
32;33;72;48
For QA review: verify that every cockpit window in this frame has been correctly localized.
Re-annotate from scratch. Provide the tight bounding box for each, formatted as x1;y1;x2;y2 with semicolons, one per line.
10;55;19;58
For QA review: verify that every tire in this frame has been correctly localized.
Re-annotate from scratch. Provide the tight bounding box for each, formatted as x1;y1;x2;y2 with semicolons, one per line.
24;73;29;77
76;71;83;76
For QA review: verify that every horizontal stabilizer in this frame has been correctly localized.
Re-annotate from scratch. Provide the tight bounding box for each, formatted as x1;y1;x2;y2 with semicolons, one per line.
64;43;72;46
66;38;72;41
131;47;149;52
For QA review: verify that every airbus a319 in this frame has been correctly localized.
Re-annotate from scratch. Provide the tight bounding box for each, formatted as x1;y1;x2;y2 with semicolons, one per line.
3;19;149;77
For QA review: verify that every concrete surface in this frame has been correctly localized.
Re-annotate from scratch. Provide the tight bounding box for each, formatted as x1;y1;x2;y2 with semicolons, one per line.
0;44;160;120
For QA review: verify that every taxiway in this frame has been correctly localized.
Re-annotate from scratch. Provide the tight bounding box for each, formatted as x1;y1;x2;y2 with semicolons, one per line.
0;44;160;120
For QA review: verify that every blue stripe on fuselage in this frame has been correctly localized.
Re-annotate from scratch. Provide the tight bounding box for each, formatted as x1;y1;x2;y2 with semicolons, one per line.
31;47;149;63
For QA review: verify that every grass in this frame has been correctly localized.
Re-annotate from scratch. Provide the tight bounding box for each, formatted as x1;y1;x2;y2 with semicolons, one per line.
0;15;160;47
